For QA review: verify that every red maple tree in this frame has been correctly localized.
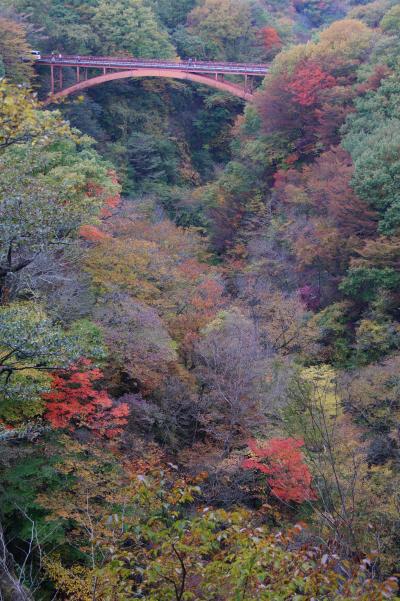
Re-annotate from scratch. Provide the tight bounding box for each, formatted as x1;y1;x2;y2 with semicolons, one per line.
242;438;317;503
43;360;129;438
259;26;282;50
286;62;336;107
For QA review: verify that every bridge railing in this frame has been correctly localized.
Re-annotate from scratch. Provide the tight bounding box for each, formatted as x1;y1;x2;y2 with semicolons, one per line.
38;55;269;75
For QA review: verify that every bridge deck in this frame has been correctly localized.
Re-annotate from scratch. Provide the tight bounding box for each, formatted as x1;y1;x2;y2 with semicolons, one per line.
37;55;269;76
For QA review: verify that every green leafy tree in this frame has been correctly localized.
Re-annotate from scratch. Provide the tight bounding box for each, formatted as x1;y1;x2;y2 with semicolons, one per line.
340;267;400;304
0;87;118;299
343;73;400;233
380;4;400;33
92;0;175;58
148;0;196;31
125;131;180;188
0;302;80;425
354;318;400;365
1;0;100;54
186;0;260;61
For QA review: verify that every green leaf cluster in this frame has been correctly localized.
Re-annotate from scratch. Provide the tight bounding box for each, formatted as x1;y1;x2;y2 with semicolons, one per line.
0;301;81;424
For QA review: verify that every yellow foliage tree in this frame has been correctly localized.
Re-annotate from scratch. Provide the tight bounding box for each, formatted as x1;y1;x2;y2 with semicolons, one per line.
0;17;33;84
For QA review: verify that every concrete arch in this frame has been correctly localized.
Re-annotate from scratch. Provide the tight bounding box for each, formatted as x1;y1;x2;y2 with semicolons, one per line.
44;68;253;103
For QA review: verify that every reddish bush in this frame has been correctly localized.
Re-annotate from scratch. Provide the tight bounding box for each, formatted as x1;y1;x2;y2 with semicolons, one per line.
79;225;111;241
43;359;129;438
243;437;317;503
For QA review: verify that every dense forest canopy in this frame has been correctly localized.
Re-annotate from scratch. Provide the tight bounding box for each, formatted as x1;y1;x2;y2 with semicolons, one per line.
1;0;400;599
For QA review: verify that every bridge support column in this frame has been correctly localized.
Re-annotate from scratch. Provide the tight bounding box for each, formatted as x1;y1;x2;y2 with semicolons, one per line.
59;66;63;90
244;74;254;94
50;65;54;94
76;66;80;83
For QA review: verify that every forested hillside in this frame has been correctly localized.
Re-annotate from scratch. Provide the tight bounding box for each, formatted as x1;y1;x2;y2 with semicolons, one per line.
1;0;400;599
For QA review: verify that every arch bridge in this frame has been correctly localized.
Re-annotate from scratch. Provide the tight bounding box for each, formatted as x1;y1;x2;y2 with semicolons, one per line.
36;55;269;103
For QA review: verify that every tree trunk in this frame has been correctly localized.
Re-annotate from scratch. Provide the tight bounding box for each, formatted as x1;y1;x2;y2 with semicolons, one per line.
0;522;33;601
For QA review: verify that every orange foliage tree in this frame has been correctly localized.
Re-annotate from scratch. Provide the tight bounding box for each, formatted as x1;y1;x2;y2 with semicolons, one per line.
259;26;282;52
242;437;317;503
172;273;225;356
80;170;121;242
78;225;111;242
272;147;378;301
